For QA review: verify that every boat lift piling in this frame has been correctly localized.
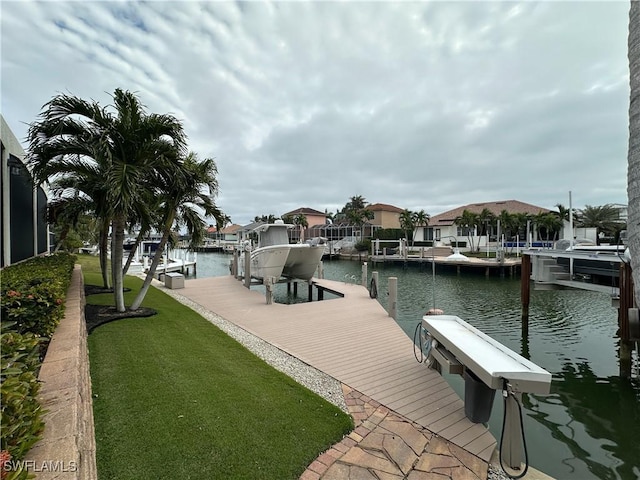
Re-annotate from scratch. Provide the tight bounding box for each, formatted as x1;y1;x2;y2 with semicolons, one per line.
522;250;638;377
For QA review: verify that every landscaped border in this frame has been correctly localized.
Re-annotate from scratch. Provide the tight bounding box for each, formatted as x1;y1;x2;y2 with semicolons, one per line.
24;265;97;479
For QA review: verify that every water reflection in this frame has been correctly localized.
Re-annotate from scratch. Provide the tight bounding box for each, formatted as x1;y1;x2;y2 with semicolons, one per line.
528;362;640;480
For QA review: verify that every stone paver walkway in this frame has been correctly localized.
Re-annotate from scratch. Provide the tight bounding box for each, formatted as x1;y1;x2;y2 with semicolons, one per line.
301;385;487;480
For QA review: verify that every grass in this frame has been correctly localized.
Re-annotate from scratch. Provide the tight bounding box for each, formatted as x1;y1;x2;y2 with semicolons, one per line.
78;255;353;479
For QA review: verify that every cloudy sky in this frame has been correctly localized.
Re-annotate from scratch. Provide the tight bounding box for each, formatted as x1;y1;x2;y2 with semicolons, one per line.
1;1;631;225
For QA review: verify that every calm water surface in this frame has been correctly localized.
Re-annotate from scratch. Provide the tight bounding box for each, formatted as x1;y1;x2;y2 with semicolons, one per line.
189;252;640;480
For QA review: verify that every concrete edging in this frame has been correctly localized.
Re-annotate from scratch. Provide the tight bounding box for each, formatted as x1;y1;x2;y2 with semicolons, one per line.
25;265;97;479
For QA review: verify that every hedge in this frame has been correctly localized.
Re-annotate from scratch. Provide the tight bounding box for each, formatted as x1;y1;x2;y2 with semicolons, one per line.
1;253;76;475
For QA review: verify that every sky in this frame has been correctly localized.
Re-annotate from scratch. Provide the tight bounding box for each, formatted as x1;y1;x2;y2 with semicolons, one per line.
1;1;631;226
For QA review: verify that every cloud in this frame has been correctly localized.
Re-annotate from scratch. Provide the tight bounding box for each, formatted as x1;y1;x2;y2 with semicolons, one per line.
1;0;630;225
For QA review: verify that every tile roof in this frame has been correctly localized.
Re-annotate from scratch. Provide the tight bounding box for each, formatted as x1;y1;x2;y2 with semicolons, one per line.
429;200;551;226
207;224;243;234
282;207;327;216
365;203;404;213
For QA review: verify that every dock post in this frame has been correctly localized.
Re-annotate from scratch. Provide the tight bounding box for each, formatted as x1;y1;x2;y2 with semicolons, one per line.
232;250;238;277
243;246;251;289
521;254;531;324
388;277;397;320
287;282;291;295
293;282;298;296
618;263;635;376
317;261;324;279
362;262;368;287
265;276;274;304
371;271;379;298
308;281;313;302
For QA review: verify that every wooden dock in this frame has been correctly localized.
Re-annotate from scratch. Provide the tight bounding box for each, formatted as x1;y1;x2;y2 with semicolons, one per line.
177;275;497;462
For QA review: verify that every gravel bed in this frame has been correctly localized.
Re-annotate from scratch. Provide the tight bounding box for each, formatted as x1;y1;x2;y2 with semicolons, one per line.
155;280;348;413
488;464;513;480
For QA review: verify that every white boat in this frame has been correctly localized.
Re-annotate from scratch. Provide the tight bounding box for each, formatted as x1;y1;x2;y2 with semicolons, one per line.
245;222;291;280
248;221;324;281
284;237;326;281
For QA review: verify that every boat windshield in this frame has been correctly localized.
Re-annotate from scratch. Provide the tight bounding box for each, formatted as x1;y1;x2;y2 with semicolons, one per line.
260;226;290;247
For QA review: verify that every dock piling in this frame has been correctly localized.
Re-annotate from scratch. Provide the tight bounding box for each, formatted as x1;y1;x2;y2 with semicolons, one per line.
243;246;251;289
520;254;531;323
388;277;397;320
362;262;368;288
265;276;274;304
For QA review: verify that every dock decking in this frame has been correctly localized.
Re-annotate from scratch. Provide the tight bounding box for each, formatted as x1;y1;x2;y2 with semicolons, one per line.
176;275;497;462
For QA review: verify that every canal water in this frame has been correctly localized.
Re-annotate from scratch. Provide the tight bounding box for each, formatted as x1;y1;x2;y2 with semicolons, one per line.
189;252;639;480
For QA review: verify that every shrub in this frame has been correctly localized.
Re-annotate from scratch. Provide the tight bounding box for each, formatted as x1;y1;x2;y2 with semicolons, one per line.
1;254;75;338
0;326;45;461
355;239;371;252
0;253;75;470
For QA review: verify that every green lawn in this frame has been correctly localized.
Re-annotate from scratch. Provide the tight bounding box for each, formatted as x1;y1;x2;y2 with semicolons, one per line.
80;255;353;479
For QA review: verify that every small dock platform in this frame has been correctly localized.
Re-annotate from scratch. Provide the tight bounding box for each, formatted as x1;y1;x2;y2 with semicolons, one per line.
177;275;497;462
369;253;521;277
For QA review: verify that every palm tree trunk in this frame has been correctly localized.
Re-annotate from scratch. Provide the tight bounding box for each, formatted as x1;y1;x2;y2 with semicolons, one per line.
628;0;640;304
53;226;69;253
112;214;126;312
130;219;173;311
122;230;145;275
99;218;110;289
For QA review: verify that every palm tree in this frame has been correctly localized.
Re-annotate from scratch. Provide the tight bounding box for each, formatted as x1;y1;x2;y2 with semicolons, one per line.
27;89;187;312
537;213;563;242
345;195;367;212
293;214;308;242
498;210;514;240
477;208;495;251
399;209;414;245
576;204;621;240
628;0;640;309
254;214;277;223
29;120;114;288
46;194;92;253
454;210;478;251
411;210;430;246
130;153;224;310
512;212;530;242
554;203;573;222
121;200;160;276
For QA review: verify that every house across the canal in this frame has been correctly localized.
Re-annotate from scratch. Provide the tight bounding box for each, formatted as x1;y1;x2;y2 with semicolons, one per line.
415;199;551;248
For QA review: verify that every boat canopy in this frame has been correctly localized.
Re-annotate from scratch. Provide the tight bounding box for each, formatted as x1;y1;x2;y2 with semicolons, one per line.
255;223;292;247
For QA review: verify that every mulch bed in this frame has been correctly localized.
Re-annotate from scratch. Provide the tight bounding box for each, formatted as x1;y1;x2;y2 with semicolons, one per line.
85;303;157;334
84;285;131;296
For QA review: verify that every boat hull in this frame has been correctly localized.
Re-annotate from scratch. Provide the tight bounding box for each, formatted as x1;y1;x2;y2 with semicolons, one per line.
283;245;325;281
249;245;291;280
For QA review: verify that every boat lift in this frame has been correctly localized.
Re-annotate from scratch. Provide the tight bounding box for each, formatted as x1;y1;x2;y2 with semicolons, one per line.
419;315;552;478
